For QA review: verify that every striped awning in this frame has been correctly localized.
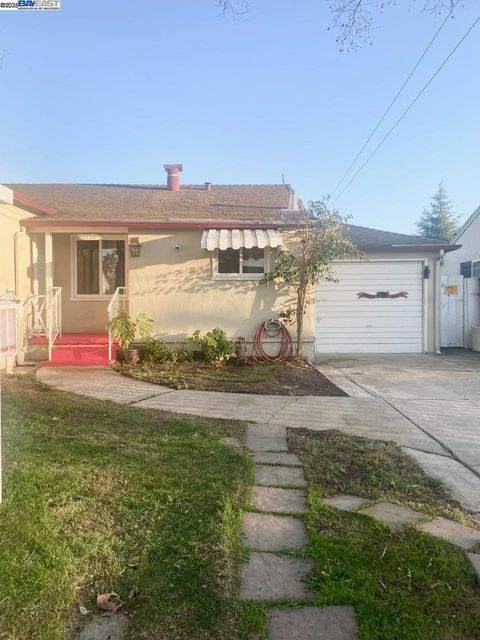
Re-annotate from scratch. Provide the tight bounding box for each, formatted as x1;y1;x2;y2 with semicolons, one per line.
201;229;283;251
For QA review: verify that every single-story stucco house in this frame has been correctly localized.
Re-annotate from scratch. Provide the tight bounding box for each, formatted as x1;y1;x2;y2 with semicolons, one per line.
0;165;458;366
441;204;480;349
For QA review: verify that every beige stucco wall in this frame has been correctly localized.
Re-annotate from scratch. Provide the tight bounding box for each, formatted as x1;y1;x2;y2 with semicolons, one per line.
128;229;314;355
39;231;441;356
0;203;35;297
0;203;37;368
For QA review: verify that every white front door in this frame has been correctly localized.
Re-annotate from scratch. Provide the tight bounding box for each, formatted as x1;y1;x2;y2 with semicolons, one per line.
316;261;424;353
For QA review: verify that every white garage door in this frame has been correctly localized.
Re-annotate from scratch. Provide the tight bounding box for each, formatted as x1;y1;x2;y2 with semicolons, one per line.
316;261;424;353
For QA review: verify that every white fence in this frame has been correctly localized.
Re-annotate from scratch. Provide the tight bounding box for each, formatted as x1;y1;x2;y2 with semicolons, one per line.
441;276;480;349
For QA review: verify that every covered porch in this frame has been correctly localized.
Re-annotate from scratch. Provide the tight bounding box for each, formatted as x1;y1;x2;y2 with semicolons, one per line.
23;231;130;365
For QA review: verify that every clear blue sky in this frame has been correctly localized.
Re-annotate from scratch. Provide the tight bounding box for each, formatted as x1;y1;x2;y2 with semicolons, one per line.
0;0;478;233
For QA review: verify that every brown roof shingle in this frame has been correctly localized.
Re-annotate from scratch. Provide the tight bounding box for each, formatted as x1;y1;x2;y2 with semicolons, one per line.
6;183;301;224
344;224;451;247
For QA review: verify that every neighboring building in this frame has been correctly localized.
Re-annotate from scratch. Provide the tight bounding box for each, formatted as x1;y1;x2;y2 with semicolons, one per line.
0;166;457;365
441;206;480;349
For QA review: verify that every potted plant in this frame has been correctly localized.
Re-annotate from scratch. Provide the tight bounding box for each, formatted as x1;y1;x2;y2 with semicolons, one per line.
107;311;153;364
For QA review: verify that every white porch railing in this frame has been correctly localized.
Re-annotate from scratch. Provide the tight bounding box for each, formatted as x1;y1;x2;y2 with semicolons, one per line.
107;287;128;361
22;287;62;361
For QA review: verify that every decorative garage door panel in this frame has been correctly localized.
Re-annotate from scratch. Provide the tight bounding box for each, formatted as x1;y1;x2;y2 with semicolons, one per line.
316;261;424;353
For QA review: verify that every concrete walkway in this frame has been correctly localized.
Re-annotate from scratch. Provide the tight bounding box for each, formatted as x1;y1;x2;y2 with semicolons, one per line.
37;356;480;515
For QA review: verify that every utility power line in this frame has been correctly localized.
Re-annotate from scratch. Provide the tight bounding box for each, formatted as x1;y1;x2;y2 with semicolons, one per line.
330;0;461;199
333;11;480;204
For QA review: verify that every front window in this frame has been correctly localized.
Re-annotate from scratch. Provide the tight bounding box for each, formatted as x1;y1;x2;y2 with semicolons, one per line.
75;238;125;296
216;247;266;278
472;260;480;278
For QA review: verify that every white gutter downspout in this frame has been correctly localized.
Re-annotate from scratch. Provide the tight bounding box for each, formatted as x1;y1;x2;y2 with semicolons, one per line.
434;249;445;354
422;259;428;353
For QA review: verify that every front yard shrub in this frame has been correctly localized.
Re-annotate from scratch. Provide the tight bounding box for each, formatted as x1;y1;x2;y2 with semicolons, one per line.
186;328;234;362
139;337;193;364
107;312;153;349
139;336;170;363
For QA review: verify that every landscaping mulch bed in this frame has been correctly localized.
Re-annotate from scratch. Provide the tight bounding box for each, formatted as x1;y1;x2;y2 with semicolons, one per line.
114;359;347;396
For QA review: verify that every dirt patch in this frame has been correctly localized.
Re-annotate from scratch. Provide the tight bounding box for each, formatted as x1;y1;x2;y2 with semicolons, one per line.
114;359;347;396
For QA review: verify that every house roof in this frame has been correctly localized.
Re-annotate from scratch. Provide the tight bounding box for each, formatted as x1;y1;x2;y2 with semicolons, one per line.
4;182;459;252
5;183;301;225
452;204;480;243
344;224;454;249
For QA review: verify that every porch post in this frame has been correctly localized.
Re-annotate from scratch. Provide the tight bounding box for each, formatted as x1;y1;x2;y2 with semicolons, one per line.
45;232;53;291
31;234;40;296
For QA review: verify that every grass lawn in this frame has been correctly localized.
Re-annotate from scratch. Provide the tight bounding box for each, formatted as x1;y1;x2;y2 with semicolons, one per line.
240;430;480;640
3;376;480;640
0;375;251;640
114;359;346;396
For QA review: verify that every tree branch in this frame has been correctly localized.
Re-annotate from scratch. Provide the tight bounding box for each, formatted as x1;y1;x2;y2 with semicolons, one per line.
329;0;458;51
217;0;249;16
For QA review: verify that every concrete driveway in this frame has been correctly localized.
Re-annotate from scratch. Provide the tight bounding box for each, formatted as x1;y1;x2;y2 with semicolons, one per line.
316;350;480;513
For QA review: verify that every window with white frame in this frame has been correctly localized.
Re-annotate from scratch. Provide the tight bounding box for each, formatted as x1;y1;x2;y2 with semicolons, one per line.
214;247;267;278
472;260;480;278
74;237;126;296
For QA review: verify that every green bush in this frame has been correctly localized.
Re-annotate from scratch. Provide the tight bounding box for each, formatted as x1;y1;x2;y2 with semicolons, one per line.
140;337;194;364
186;329;233;363
139;337;169;363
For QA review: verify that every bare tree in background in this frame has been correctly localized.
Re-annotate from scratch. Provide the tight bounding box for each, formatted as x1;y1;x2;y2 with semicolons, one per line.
218;0;249;15
217;1;459;50
330;0;458;50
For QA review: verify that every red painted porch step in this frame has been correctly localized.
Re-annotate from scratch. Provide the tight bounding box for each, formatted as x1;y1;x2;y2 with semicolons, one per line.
38;333;119;367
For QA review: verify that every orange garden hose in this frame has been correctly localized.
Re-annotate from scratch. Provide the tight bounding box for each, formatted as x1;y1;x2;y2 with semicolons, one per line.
252;318;293;363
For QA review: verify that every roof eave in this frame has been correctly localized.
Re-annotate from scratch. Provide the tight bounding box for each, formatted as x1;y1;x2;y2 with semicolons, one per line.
452;205;480;242
21;219;299;230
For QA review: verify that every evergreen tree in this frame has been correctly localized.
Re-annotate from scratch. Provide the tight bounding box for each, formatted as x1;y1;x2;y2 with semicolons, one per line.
417;183;459;241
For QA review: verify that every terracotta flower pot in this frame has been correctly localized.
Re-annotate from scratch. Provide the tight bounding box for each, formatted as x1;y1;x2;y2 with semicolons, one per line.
116;348;140;364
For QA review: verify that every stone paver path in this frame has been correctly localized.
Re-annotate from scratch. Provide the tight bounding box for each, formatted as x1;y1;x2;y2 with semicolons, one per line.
253;452;302;466
255;464;306;487
240;552;313;601
78;614;128;640
251;486;306;514
243;513;307;551
418;517;480;550
359;501;424;530
323;494;368;512
240;422;360;637
267;606;359;640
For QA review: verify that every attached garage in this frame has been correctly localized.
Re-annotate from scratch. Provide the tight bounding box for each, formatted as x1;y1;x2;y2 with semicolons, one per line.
316;260;425;353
